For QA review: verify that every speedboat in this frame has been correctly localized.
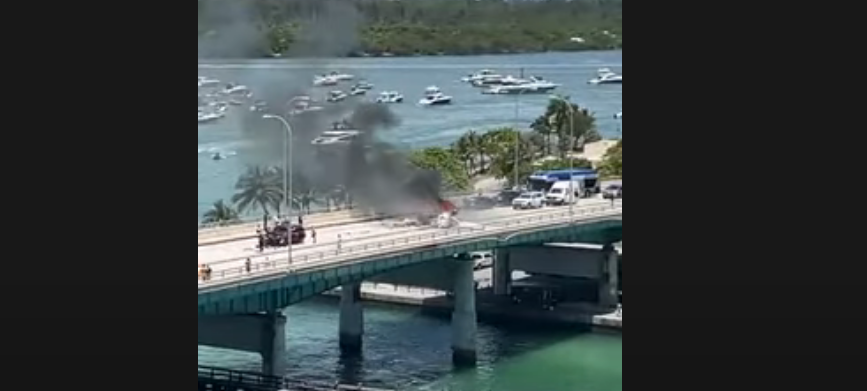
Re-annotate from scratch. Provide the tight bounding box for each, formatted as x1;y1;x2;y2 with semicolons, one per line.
313;75;339;87
352;81;374;91
462;69;502;83
326;71;355;81
311;122;361;146
286;98;324;116
349;86;368;96
198;111;225;124
198;76;220;88
482;77;560;95
419;86;453;106
326;90;348;103
614;112;623;120
376;91;404;104
589;68;623;85
222;84;251;96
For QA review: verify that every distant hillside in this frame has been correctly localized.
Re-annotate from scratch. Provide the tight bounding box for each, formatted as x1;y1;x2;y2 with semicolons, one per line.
197;0;623;58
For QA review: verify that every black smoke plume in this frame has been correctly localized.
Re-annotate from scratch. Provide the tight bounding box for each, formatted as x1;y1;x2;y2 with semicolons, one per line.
198;0;447;216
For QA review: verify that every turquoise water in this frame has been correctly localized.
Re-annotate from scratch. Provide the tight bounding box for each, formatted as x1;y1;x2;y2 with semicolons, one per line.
198;299;622;391
197;51;623;220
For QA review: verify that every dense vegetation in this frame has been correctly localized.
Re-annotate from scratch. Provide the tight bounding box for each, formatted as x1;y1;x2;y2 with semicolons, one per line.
197;0;623;58
201;97;622;226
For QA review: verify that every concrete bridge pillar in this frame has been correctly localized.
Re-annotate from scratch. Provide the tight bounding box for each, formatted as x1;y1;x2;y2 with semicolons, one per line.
261;312;287;377
197;312;287;377
599;244;620;309
452;257;478;367
339;282;364;355
493;249;512;296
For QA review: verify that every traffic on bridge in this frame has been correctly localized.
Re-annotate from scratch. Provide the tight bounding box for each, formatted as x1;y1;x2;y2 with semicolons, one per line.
198;198;622;288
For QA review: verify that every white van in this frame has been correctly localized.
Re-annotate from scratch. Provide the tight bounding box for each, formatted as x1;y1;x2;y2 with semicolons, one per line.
545;180;583;205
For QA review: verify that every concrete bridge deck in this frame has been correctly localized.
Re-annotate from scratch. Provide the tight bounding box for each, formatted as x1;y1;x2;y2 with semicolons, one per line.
198;199;621;287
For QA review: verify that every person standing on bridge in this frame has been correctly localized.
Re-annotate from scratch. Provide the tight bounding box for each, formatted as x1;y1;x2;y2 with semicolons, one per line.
245;258;252;274
311;228;317;244
337;234;343;252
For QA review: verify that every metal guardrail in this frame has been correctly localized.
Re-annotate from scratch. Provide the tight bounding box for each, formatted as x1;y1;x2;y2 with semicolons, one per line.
198;202;622;288
197;365;394;391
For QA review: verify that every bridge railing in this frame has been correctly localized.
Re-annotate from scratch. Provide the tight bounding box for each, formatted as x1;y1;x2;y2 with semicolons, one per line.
198;365;395;391
198;202;622;287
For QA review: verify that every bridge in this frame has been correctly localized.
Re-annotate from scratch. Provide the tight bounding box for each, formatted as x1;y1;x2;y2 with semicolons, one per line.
198;200;622;376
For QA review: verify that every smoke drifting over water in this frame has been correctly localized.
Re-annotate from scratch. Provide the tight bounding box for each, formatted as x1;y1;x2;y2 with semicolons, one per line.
198;0;446;215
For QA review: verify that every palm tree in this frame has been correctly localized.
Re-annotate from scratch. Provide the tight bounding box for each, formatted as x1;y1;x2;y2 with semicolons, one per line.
201;200;240;226
231;166;283;225
452;133;476;176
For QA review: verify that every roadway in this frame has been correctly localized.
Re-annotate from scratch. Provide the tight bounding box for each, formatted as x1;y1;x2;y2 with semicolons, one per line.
198;197;621;286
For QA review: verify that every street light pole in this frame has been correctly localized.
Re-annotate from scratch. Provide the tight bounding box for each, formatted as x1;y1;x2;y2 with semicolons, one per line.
263;114;294;270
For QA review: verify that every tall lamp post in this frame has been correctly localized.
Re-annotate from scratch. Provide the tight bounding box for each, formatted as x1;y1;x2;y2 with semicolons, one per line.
263;114;294;270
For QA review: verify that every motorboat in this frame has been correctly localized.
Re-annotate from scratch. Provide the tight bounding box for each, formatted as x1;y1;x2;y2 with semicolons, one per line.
349;86;368;96
471;75;508;87
326;90;348;103
418;86;452;106
198;111;225;124
311;122;361;146
462;69;502;83
198;76;220;88
287;98;324;116
482;77;560;95
313;75;339;87
326;71;355;81
589;68;623;85
352;81;374;91
221;84;253;98
614;112;623;120
376;91;404;104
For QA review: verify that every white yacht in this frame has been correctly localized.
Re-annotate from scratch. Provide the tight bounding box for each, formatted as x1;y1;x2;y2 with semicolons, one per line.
462;70;502;83
222;84;252;97
197;111;225;124
198;76;221;88
286;98;324;116
376;91;404;104
326;71;355;81
313;75;339;87
482;77;559;95
589;68;623;85
419;86;453;106
311;122;362;146
326;90;349;103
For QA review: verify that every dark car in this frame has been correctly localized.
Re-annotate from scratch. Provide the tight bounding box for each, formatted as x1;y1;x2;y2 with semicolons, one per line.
497;190;523;206
603;184;623;199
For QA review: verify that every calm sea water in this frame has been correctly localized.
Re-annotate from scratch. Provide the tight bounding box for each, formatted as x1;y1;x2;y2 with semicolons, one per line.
198;299;622;391
197;51;623;220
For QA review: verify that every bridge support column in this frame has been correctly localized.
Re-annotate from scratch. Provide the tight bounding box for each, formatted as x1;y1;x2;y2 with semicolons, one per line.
452;257;478;367
198;313;287;376
261;312;287;377
493;249;512;296
339;283;364;355
599;245;620;309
